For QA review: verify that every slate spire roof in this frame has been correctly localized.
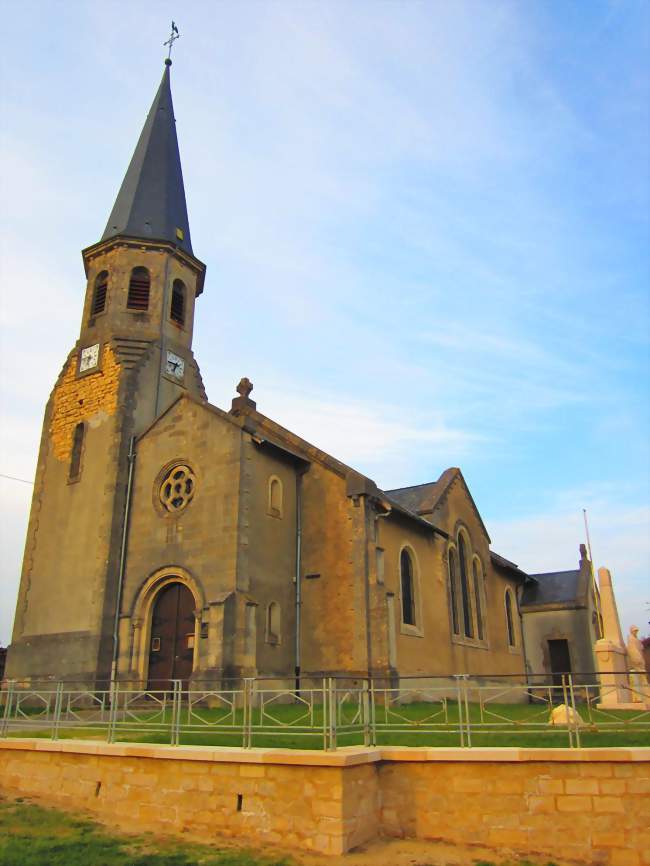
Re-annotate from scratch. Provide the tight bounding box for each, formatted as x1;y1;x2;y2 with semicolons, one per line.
102;60;193;255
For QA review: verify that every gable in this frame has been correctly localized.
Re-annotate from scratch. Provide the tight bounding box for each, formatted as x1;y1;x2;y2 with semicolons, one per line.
387;468;491;544
430;470;491;545
138;393;243;443
385;468;456;514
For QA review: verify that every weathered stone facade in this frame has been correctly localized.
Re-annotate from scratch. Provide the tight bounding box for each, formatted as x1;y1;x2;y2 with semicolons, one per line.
7;235;206;685
521;546;601;681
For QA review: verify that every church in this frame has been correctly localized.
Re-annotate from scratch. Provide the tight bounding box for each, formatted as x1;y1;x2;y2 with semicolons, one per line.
5;61;601;689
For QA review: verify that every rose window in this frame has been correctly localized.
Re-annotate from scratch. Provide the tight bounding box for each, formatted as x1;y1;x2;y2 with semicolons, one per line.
159;464;196;513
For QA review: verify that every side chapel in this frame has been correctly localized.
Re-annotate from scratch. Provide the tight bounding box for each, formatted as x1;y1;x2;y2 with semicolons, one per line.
6;61;600;689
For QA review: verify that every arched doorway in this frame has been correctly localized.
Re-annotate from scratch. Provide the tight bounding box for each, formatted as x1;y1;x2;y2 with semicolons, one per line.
147;582;195;689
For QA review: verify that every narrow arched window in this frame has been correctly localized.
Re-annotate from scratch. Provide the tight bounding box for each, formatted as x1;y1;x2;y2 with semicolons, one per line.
266;602;281;644
505;589;516;647
472;559;484;641
127;267;150;310
448;548;459;635
268;476;283;518
69;423;85;480
400;548;416;626
170;279;185;326
458;534;473;638
91;271;108;316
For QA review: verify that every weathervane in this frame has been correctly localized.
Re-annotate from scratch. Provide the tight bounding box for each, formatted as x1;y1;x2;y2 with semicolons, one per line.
164;21;180;61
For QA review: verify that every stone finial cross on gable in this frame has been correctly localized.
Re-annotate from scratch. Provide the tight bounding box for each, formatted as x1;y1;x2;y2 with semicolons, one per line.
231;377;256;417
236;377;253;399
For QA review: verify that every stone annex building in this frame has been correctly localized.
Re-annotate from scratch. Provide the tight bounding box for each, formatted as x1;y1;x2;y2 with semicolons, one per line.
5;62;601;689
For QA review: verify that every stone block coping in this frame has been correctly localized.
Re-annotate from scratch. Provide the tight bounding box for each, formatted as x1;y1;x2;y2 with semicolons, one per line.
1;739;648;766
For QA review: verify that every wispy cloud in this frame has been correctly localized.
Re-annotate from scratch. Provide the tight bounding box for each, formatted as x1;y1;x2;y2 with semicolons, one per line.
259;384;481;481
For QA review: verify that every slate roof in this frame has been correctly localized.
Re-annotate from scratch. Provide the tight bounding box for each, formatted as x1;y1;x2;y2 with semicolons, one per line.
380;493;449;536
490;551;528;582
520;569;582;607
102;61;193;255
384;469;457;514
385;468;491;542
490;551;520;571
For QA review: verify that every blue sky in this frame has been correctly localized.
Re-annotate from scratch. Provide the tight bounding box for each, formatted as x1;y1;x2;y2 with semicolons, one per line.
0;0;648;647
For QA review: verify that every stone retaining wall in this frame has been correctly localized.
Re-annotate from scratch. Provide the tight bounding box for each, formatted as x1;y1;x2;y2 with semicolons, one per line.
0;740;647;863
378;748;649;866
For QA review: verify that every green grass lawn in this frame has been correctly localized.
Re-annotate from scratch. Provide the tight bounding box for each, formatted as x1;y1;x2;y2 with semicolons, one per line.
3;700;649;749
0;797;560;866
0;797;293;866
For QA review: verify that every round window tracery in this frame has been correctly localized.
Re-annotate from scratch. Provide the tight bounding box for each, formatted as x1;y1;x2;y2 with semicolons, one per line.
159;464;196;513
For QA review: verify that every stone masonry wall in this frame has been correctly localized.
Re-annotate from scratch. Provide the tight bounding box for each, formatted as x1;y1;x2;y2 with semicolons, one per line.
49;345;120;462
0;741;647;863
379;749;649;866
0;742;375;856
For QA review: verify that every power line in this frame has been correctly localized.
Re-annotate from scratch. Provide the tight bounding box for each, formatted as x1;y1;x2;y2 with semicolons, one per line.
0;473;33;485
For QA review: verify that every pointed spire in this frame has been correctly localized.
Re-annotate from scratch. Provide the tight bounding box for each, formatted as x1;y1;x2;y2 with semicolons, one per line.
102;60;193;255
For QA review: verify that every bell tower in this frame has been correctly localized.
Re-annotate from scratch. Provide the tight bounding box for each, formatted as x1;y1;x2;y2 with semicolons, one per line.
6;59;206;685
79;57;206;420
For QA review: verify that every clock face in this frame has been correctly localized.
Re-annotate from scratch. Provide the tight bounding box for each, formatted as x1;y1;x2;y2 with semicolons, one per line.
79;343;100;372
166;350;185;380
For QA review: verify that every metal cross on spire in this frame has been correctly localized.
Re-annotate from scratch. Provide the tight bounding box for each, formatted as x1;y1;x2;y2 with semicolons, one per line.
164;21;180;61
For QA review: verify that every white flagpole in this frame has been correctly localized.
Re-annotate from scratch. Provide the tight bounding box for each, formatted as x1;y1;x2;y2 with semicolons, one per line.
583;508;604;638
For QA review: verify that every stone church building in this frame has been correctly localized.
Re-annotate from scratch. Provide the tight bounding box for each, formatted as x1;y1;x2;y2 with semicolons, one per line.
5;62;600;689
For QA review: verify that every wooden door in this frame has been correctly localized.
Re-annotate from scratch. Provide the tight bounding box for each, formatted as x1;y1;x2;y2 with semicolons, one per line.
147;583;195;689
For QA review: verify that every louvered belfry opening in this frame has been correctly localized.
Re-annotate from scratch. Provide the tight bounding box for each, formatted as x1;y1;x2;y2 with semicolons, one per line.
170;279;185;326
91;271;108;316
127;267;150;310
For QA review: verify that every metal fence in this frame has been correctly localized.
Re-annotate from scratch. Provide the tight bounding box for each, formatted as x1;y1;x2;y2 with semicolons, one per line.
1;673;648;750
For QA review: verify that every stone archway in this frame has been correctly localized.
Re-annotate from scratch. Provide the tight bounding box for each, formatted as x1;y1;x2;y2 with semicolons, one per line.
129;567;203;687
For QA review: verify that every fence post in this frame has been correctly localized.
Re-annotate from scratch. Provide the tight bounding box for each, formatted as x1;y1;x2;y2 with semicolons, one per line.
0;681;15;738
322;677;328;750
107;681;119;744
561;674;573;748
362;680;370;747
567;673;581;749
454;675;465;747
328;677;337;750
171;680;182;746
462;676;472;748
52;682;64;741
240;679;253;749
245;679;254;749
240;679;247;749
369;678;377;747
